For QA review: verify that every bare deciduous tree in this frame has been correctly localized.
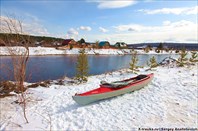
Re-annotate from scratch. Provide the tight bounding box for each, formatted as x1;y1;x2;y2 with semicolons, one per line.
1;15;30;123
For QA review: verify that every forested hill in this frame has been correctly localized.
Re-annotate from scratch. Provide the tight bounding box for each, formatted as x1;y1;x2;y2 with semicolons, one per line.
128;42;198;50
0;33;64;46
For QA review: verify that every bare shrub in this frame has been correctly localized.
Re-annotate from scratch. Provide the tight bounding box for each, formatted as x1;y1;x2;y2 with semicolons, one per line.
1;15;30;123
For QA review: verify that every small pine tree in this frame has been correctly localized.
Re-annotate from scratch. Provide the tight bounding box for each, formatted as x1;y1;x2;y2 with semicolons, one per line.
129;51;139;73
190;51;198;62
165;48;169;53
76;49;89;82
144;47;150;53
158;43;164;53
177;48;188;67
147;56;158;69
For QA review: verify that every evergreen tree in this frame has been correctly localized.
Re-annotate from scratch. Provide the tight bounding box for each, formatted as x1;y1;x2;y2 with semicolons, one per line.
144;46;150;53
190;51;198;62
129;51;139;73
177;48;188;67
76;49;89;82
147;56;158;69
78;38;85;46
147;44;152;50
158;43;164;53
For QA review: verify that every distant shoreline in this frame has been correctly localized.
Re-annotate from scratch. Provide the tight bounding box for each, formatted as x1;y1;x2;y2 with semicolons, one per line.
0;47;180;56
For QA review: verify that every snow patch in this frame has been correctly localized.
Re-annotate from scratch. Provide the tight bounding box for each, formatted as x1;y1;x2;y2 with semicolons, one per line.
0;47;177;56
0;64;197;130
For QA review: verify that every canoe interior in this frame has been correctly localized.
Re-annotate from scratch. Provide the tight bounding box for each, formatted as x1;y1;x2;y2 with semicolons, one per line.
78;73;153;96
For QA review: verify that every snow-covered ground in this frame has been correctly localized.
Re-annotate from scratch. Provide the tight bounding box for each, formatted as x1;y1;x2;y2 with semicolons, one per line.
0;46;176;55
0;63;197;130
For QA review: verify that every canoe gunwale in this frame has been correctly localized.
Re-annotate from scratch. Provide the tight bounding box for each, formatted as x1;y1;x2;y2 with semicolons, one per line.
72;73;154;105
76;73;153;96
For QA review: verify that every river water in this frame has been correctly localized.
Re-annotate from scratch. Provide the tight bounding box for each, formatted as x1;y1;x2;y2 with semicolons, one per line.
0;54;178;82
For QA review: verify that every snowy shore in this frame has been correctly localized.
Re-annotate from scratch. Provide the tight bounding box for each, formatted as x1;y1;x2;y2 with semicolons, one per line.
0;46;177;55
0;63;197;130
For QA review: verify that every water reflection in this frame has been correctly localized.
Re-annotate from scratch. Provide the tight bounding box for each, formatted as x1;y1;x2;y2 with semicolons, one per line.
0;54;178;82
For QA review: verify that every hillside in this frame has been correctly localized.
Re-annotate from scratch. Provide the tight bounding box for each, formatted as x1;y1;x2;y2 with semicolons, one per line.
128;42;198;50
0;33;64;47
0;33;197;50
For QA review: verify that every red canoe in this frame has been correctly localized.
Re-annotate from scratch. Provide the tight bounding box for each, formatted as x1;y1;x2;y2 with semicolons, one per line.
73;73;154;105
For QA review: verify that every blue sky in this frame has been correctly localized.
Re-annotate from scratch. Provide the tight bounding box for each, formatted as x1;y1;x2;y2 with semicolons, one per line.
1;0;197;44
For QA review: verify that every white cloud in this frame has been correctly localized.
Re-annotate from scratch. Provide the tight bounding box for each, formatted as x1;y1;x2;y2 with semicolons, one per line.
0;15;50;36
113;24;143;32
128;27;136;32
66;28;79;39
138;6;198;15
23;22;50;36
99;27;109;33
87;20;197;44
67;28;78;35
163;20;171;26
79;26;92;31
88;0;136;9
114;20;197;32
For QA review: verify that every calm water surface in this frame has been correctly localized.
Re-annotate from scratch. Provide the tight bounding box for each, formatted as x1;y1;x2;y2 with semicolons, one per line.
0;54;178;82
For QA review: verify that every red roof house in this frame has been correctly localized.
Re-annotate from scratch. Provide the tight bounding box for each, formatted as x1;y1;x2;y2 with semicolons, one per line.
62;39;76;46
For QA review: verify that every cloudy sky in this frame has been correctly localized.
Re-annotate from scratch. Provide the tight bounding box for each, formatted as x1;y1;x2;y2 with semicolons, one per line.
1;0;197;44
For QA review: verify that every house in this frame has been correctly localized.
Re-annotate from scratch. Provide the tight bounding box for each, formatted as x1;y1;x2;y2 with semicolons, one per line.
85;42;96;48
98;41;110;48
114;42;127;48
62;39;76;46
